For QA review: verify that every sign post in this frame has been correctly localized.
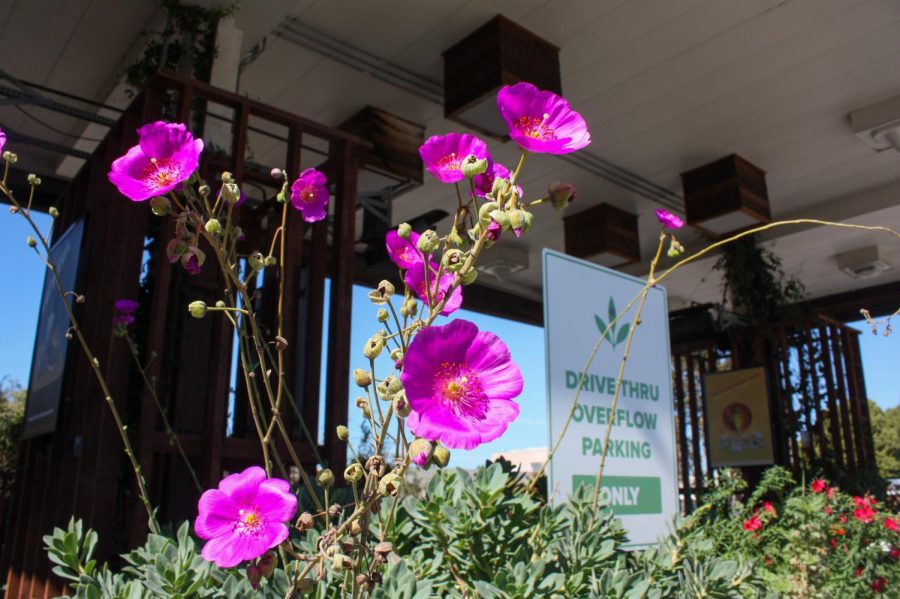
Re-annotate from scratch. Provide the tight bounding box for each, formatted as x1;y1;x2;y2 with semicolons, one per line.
543;249;679;547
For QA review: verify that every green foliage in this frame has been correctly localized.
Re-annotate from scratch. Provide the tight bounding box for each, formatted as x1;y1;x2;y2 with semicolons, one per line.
0;378;25;475
870;400;900;479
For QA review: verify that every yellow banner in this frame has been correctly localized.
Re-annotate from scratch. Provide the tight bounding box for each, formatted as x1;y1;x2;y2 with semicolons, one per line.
704;367;774;467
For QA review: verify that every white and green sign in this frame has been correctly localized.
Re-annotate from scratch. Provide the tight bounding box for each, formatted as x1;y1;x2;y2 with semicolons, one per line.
542;249;679;548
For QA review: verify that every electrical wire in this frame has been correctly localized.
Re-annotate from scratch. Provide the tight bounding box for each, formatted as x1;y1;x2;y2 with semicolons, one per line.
14;105;106;143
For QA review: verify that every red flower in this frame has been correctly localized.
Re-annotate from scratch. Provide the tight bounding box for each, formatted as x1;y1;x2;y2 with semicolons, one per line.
839;514;848;524
872;577;888;594
886;517;900;532
742;516;762;532
811;479;827;493
853;496;872;508
825;506;833;515
890;547;900;560
855;566;864;577
762;501;776;515
833;527;845;536
854;505;877;524
826;487;836;499
830;538;838;549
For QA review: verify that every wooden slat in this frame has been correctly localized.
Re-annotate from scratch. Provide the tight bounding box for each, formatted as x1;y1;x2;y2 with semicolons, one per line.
672;352;692;512
685;351;704;502
818;325;844;467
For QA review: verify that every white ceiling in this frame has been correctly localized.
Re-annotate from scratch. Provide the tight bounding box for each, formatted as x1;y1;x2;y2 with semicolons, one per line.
3;0;900;312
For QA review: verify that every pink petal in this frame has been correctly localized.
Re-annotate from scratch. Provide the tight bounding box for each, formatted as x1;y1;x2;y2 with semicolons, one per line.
219;466;266;503
195;489;238;540
254;486;298;523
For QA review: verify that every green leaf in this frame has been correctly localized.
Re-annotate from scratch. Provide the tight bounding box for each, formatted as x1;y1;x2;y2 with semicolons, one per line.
594;315;608;337
616;323;630;346
608;296;617;325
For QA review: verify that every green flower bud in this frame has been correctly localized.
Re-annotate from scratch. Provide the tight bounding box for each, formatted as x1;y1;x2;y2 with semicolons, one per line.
460;154;488;178
2;151;17;164
522;210;534;234
188;300;208;319
353;369;372;388
460;268;478;285
376;376;402;399
490;210;510;229
507;209;525;232
264;255;277;267
26;173;41;186
149;196;170;216
548;181;576;211
408;438;434;468
356;396;372;418
448;226;466;247
377;308;389;322
378;472;401;497
344;462;364;483
363;335;384;359
198;184;211;197
478;201;499;225
390;348;403;362
221;171;234;184
336;425;349;441
404;298;418;316
368;280;395;305
48;206;59;218
222;182;241;203
270;167;284;179
442;248;466;272
248;251;265;272
397;222;412;239
491;175;508;197
392;391;411;417
316;468;334;489
25;236;36;248
416;230;440;254
215;300;226;308
433;444;451;468
204;218;222;235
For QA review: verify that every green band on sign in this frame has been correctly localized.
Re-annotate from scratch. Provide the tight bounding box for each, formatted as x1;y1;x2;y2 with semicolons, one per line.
572;475;662;515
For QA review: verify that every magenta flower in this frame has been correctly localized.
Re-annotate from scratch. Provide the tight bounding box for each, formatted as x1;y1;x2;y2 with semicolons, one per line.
108;121;203;201
402;319;522;450
497;82;590;154
0;126;6;154
386;230;424;270
404;261;462;316
290;168;329;222
113;299;140;326
474;161;523;199
419;133;490;183
411;450;429;468
655;209;684;229
486;220;502;242
195;466;297;568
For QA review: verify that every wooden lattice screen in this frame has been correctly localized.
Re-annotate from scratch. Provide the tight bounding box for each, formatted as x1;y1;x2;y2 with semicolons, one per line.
671;319;875;512
2;73;368;598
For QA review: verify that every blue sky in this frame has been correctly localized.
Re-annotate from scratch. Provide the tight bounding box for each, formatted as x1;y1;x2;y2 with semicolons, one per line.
1;212;898;468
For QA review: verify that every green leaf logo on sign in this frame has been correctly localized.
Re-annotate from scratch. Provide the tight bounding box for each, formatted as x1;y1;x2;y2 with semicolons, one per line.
595;297;630;351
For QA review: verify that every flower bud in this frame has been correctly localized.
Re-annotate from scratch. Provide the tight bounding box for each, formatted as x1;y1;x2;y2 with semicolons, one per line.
296;512;315;532
258;551;276;578
491;176;508;198
27;173;41;186
441;248;466;272
460;268;478;285
392;391;411;417
344;462;364;483
363;335;384;359
222;182;241;203
433;444;451;468
221;171;234;184
264;255;277;267
204;218;222;235
316;468;334;489
378;472;401;497
215;300;226;308
404;298;418;316
508;209;525;233
332;554;352;572
353;369;372;388
376;375;402;399
448;226;466;247
198;184;211;197
350;520;362;536
397;222;412;239
248;251;265;272
270;167;284;179
2;151;17;163
416;229;440;254
26;236;37;248
368;280;395;305
390;348;403;362
149;196;170;216
188;300;208;319
355;396;371;418
548;181;576;211
336;425;349;441
490;209;510;229
461;154;488;178
246;564;261;590
377;308;389;322
478;201;499;225
48;206;59;218
408;438;434;468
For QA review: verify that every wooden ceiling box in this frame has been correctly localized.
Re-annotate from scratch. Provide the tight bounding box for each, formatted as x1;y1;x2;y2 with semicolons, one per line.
563;203;640;268
680;154;771;237
339;105;424;185
443;15;561;138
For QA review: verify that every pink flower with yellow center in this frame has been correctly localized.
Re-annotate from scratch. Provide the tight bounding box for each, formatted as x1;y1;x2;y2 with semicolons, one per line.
108;121;203;201
386;230;424;270
419;133;490;183
401;319;522;450
195;466;297;568
403;260;462;316
497;82;590;154
290;168;329;222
